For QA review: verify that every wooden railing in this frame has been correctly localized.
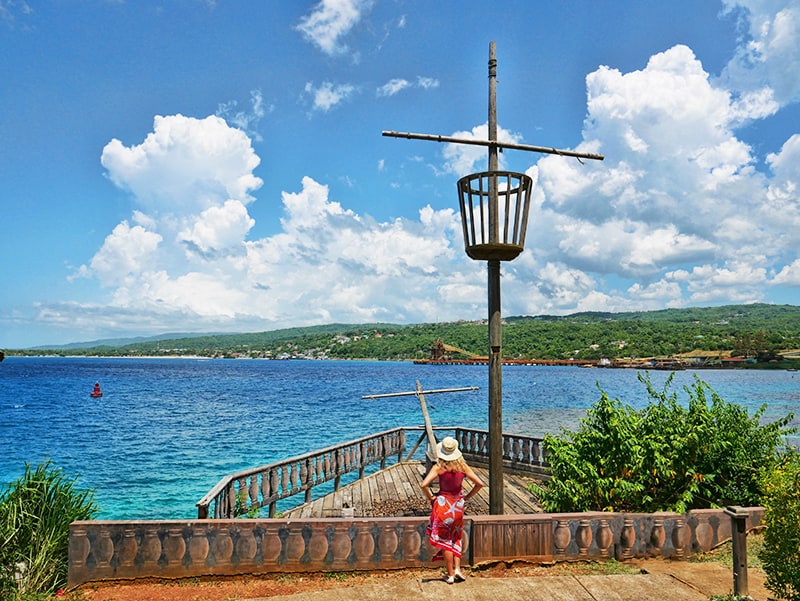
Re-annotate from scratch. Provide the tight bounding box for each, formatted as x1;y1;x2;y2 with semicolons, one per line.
196;426;550;519
197;428;407;519
455;427;549;476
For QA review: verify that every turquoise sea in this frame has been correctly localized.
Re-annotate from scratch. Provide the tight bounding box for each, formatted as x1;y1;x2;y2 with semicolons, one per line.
1;357;798;520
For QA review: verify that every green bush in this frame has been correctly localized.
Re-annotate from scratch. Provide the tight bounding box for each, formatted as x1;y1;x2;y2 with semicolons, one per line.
760;451;800;601
0;461;97;599
539;373;794;513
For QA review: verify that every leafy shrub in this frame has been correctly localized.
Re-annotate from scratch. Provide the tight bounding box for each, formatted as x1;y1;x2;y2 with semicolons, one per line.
539;373;794;513
0;461;97;599
760;451;800;601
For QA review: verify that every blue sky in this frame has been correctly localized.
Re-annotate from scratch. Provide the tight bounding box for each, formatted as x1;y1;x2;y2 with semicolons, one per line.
1;0;799;348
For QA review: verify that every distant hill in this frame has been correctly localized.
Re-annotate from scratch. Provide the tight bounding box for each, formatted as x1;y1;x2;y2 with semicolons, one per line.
8;304;800;365
27;332;226;351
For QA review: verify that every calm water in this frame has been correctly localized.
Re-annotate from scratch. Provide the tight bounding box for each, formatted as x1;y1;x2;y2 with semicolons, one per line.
1;357;798;519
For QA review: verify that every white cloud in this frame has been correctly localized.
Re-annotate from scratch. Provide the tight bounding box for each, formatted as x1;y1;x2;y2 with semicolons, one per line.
178;200;255;258
100;114;262;214
48;1;800;339
442;123;523;176
89;221;163;286
416;76;439;90
296;0;373;56
216;90;271;142
77;112;478;334
377;78;410;97
721;0;800;107
304;81;357;112
377;76;439;97
774;258;800;284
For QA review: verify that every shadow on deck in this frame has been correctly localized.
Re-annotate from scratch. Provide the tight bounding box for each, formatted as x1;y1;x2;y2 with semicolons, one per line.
282;461;543;518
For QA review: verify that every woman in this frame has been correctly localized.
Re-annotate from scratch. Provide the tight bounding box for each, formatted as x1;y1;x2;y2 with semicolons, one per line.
420;436;483;584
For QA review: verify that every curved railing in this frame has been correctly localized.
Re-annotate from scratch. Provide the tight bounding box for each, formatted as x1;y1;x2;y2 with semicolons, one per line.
197;428;408;518
197;427;550;519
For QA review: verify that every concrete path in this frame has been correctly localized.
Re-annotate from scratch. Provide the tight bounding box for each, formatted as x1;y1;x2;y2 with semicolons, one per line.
255;560;770;601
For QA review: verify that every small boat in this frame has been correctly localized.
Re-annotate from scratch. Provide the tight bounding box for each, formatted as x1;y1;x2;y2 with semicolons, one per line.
90;382;103;398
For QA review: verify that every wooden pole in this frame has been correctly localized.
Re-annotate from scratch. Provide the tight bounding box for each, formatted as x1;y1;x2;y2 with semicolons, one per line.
416;380;439;462
487;41;504;515
380;41;604;515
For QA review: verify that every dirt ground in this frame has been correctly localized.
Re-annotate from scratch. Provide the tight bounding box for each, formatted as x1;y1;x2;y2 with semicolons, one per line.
71;562;628;601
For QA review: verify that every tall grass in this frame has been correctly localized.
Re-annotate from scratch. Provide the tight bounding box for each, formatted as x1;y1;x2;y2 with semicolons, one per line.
0;461;97;599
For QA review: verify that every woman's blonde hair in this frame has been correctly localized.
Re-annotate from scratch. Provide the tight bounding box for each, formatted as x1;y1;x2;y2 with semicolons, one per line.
438;457;467;472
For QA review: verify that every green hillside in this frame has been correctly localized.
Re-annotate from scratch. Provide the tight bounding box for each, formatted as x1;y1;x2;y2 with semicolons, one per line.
8;303;800;366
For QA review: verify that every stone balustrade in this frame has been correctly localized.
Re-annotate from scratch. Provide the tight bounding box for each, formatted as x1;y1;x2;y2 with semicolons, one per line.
68;507;763;588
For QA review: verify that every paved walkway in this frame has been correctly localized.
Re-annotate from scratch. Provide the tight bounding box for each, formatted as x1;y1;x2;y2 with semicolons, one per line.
256;560;770;601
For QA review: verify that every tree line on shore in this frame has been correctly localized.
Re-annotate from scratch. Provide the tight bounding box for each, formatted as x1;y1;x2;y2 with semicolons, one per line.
8;303;800;366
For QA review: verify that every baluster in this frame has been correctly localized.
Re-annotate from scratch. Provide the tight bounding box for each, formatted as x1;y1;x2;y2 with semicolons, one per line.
512;437;521;462
380;435;388;469
335;449;343;489
532;440;541;465
290;462;299;495
360;441;368;478
324;453;331;479
248;474;258;507
469;431;477;454
315;455;324;484
304;458;314;503
270;467;279;499
281;465;289;498
476;432;485;454
521;438;531;464
260;470;270;502
300;460;309;492
503;435;511;460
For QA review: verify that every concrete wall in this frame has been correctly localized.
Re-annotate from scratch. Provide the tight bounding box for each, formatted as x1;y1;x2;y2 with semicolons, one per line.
68;507;763;587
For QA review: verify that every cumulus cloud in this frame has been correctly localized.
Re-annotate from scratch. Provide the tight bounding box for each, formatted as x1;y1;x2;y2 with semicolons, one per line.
442;124;523;176
74;114;481;334
100;114;262;214
721;0;800;107
514;37;799;311
54;1;800;339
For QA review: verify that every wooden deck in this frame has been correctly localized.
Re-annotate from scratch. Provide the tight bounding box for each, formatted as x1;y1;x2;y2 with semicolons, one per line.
282;461;544;518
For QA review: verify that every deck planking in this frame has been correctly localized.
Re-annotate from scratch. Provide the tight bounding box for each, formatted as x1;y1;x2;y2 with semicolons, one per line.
281;462;542;518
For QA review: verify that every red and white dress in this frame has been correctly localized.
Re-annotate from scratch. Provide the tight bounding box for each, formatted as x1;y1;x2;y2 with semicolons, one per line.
426;470;466;558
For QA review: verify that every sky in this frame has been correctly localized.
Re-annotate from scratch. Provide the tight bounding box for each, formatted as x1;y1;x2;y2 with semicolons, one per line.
1;0;799;348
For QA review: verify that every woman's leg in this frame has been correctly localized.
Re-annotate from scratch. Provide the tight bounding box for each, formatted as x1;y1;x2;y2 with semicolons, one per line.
453;537;465;579
443;550;454;576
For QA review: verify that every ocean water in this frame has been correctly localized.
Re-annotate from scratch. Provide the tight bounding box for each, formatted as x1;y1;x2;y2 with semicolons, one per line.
1;357;798;520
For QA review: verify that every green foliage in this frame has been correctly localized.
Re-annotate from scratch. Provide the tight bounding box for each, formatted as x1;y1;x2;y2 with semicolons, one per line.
233;489;261;518
760;451;800;601
539;374;794;513
0;461;98;599
8;303;800;362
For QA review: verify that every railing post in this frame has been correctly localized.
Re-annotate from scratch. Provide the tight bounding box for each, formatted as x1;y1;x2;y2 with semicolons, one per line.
725;506;749;597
